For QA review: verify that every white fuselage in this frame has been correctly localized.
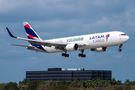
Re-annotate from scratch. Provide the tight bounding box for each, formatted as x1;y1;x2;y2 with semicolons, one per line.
7;22;130;57
38;31;129;53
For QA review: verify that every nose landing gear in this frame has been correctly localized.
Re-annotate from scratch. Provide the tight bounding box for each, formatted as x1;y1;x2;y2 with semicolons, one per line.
118;44;123;52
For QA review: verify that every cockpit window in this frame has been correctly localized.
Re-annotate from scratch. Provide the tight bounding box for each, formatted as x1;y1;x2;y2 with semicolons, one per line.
119;34;127;36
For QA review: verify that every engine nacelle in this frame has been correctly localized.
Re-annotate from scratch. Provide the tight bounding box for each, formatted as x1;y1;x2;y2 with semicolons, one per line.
65;44;78;51
91;47;107;52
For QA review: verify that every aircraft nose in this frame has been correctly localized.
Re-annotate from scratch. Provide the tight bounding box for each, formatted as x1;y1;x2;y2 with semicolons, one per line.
124;35;129;43
120;35;129;43
126;35;129;41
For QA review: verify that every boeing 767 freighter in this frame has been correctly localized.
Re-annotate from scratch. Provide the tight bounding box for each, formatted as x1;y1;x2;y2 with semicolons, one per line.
6;22;129;58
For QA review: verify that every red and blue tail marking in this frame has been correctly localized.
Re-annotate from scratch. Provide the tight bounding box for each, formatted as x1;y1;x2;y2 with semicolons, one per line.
23;22;41;40
23;22;46;51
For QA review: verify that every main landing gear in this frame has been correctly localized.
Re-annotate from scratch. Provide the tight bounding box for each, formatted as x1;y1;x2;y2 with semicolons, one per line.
62;51;69;57
62;50;86;58
78;50;86;58
118;44;123;52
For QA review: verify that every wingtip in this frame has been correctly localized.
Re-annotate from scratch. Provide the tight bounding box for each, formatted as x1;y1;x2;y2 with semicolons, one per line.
6;27;17;38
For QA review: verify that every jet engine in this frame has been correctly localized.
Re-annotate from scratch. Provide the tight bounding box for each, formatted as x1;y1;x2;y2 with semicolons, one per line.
65;43;78;51
91;47;107;52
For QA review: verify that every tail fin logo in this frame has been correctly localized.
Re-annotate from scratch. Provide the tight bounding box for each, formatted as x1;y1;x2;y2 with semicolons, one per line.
24;24;30;28
23;22;41;40
27;35;35;39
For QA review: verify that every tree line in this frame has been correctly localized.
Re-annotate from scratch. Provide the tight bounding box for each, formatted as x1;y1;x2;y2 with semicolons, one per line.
0;78;135;90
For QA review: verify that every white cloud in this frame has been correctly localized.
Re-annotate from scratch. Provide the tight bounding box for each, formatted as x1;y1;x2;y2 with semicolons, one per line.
27;56;38;60
124;6;135;20
124;20;135;27
0;59;3;63
0;0;24;14
94;17;109;26
115;55;123;58
6;50;22;54
25;56;39;65
85;17;122;30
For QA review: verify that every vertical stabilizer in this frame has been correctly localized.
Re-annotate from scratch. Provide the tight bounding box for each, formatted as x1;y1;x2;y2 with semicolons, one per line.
23;22;42;40
23;22;45;51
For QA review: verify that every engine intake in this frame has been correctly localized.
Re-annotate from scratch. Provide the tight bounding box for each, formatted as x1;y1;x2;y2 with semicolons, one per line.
65;43;78;51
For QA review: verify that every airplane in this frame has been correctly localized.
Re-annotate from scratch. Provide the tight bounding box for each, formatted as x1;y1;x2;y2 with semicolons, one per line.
6;22;129;58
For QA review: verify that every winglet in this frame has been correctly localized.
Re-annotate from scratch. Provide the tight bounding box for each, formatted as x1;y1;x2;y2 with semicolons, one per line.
6;27;17;38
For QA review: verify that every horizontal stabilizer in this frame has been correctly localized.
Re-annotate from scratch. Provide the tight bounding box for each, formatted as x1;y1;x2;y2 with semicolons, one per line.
11;44;35;48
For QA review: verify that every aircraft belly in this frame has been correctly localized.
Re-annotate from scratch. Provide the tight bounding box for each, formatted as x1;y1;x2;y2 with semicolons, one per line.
27;47;47;53
44;46;63;53
79;45;91;50
87;41;105;48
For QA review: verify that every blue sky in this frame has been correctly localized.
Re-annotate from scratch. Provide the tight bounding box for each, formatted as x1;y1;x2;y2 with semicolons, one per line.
0;0;135;83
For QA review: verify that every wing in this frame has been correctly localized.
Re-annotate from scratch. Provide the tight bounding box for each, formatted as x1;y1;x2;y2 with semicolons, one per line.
6;27;86;50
